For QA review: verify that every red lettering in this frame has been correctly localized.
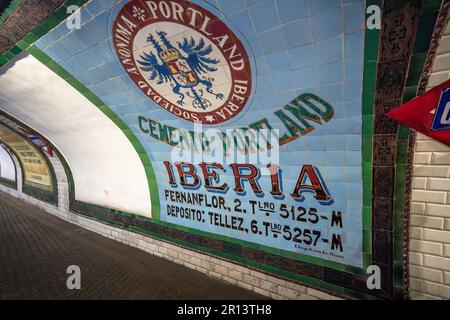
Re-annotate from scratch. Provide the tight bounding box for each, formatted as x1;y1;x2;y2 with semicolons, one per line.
267;164;283;197
291;165;331;202
163;161;177;186
175;162;201;189
230;163;263;196
200;162;228;192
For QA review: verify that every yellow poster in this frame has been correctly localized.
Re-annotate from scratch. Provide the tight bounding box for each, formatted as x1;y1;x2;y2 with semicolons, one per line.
0;124;52;191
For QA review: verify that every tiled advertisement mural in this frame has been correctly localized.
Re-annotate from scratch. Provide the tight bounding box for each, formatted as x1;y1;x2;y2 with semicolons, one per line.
34;0;367;268
0;0;446;299
0;121;57;203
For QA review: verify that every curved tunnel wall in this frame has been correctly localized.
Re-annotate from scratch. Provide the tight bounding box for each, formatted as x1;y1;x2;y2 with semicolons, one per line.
0;0;449;300
0;53;152;217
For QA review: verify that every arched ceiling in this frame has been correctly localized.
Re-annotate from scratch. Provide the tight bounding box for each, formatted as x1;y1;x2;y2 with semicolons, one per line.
0;52;152;216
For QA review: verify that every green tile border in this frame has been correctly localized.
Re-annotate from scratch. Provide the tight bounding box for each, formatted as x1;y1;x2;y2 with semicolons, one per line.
361;0;382;270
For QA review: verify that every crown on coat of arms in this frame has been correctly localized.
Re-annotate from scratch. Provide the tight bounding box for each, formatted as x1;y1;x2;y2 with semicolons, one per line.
146;32;180;63
159;48;178;62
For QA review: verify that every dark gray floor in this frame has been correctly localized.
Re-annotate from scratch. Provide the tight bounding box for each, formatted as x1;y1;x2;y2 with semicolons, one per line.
0;192;263;300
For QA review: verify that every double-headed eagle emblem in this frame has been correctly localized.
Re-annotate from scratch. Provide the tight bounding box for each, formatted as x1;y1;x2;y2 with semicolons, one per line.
137;31;224;110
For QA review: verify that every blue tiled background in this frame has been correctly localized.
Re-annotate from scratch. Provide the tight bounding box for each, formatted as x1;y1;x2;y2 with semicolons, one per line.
35;0;366;267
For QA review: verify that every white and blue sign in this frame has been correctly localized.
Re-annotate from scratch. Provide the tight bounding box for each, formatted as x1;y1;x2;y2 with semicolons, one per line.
432;88;450;131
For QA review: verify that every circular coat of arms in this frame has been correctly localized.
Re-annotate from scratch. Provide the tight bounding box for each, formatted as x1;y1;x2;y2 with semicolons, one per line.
112;0;252;125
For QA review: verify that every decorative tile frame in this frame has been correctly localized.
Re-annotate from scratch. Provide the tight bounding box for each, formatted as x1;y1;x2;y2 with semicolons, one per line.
373;0;422;300
0;0;446;299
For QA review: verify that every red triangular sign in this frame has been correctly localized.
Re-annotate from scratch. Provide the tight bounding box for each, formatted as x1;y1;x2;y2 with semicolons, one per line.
387;79;450;147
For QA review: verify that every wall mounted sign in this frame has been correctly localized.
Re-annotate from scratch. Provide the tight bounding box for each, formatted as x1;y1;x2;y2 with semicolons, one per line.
106;0;366;268
431;88;450;131
19;127;54;157
388;79;450;147
0;124;53;191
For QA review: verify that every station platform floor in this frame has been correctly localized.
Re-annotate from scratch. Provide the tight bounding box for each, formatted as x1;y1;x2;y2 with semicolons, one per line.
0;192;263;300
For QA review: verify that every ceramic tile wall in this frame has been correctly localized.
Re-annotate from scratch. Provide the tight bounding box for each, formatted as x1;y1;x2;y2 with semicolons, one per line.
32;0;366;267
